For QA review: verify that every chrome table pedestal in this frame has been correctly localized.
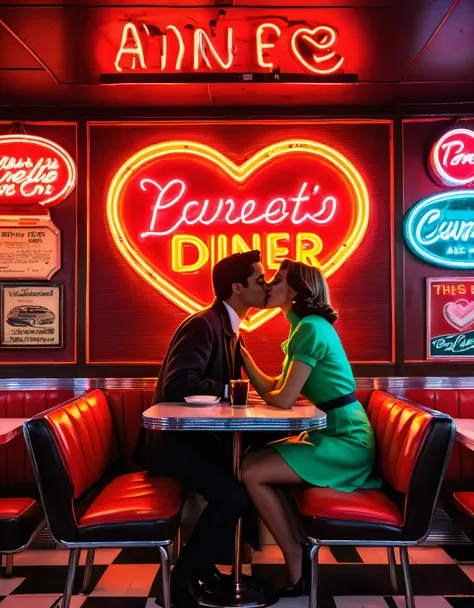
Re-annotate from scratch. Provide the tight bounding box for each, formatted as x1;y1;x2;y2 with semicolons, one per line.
142;400;327;608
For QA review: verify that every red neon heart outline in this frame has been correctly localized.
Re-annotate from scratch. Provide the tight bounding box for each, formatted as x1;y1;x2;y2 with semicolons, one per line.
107;139;369;332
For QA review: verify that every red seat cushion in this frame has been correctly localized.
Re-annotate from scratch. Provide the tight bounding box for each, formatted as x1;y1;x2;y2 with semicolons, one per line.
453;492;474;518
0;497;43;552
79;472;182;527
0;497;37;519
293;487;403;527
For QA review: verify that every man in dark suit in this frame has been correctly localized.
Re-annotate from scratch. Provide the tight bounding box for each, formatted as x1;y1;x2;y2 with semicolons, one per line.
143;250;267;608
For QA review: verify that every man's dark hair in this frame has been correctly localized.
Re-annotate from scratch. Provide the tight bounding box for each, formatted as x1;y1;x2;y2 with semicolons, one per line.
212;250;261;301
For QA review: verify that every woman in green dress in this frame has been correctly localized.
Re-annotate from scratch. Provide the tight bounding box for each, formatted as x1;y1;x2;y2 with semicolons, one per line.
241;259;380;596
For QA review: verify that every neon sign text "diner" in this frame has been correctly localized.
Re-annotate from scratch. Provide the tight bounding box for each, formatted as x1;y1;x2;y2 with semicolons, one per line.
106;140;369;332
114;21;344;75
404;191;474;269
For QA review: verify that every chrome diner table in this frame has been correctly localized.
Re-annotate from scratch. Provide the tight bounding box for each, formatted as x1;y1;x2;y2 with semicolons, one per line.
142;397;327;608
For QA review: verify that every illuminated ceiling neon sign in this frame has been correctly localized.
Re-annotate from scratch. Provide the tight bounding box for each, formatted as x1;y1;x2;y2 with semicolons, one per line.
0;135;77;208
107;140;369;332
404;190;474;269
114;21;344;75
430;128;474;187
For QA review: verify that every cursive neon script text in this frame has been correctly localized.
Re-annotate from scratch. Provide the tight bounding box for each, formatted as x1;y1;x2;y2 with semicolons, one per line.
140;179;337;237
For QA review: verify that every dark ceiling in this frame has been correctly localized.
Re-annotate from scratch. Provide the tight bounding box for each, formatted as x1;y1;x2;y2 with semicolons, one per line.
0;0;473;110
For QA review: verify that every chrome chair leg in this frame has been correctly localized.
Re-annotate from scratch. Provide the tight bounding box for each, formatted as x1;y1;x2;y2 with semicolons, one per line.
61;549;79;608
80;549;95;594
159;546;171;608
176;527;181;560
387;547;398;593
5;554;13;577
309;543;321;608
400;546;415;608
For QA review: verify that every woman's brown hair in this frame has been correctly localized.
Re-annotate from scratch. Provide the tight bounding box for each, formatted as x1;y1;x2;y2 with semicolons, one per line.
280;259;338;324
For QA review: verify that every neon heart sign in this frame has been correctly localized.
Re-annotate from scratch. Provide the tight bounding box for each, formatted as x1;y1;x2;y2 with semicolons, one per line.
107;139;369;332
430;128;474;187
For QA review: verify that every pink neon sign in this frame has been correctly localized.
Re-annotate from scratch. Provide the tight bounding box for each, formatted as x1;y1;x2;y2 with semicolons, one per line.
430;128;474;187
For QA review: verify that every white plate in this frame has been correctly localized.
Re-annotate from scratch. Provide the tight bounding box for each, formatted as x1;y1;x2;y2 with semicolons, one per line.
184;395;221;406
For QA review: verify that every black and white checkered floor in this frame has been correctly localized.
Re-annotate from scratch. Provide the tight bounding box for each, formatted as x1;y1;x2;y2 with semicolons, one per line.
1;545;474;607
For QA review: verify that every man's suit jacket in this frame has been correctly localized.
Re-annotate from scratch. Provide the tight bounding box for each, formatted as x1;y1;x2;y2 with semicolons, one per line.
134;299;243;470
152;299;243;404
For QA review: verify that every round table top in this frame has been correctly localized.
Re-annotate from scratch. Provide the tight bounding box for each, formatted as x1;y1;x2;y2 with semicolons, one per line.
142;401;327;432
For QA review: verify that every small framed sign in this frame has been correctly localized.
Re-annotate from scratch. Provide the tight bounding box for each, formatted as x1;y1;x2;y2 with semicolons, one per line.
427;278;474;360
1;283;63;348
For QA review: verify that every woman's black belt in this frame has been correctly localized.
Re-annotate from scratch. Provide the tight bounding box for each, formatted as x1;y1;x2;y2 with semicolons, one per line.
318;391;358;412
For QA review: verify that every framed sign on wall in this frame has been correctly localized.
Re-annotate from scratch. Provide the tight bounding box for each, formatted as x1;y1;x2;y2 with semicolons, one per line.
427;278;474;360
1;283;64;348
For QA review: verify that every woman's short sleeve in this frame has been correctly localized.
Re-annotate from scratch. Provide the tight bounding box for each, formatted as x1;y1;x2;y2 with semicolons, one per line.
289;321;327;368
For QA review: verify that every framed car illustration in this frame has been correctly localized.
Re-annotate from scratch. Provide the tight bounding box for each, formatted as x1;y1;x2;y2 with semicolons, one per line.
1;283;63;348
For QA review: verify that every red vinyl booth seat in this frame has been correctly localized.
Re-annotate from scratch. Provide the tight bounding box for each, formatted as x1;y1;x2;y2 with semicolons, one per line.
24;389;183;544
293;390;455;608
294;390;455;541
0;497;43;553
24;389;183;608
0;391;72;572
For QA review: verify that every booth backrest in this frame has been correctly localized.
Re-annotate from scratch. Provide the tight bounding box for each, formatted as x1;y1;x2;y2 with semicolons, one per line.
104;389;154;470
0;390;74;488
367;390;435;493
366;389;455;536
394;389;474;484
43;390;118;499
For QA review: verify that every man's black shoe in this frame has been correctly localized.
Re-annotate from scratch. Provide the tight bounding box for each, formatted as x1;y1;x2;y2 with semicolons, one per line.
154;572;201;607
199;565;233;592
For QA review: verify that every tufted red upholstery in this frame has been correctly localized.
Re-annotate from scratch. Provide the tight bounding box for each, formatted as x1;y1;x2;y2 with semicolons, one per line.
44;390;118;498
367;392;433;494
294;487;403;526
294;389;454;541
391;389;474;484
294;391;455;608
104;389;154;471
79;472;182;527
25;388;184;544
0;390;73;487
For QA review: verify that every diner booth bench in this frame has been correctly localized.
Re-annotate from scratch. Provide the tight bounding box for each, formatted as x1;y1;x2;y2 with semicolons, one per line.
0;390;73;576
24;389;183;608
293;390;455;608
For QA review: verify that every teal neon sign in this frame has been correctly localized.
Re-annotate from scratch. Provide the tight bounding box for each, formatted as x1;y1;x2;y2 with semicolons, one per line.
404;190;474;269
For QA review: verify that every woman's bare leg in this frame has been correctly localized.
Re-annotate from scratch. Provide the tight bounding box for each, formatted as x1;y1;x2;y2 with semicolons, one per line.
242;448;305;584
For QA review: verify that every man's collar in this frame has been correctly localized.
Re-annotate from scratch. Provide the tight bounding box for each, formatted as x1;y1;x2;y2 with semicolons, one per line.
222;301;241;334
212;299;237;337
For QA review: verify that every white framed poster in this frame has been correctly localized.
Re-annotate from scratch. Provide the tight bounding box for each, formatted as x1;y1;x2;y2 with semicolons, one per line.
1;283;63;348
0;220;61;280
